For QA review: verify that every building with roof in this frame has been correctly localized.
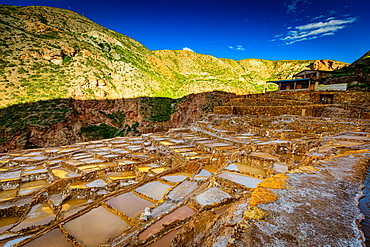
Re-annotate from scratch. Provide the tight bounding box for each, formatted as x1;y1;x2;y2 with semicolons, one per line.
268;70;347;92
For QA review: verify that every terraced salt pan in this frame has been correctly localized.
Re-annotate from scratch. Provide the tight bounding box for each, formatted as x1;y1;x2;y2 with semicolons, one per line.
107;171;136;181
0;189;17;202
107;192;153;219
167;181;198;201
136;181;172;201
23;167;48;175
151;167;171;174
225;163;266;177
0;216;20;232
61;199;91;212
139;206;195;241
195;187;231;206
194;169;212;180
3;235;30;247
250;152;280;161
23;228;71;247
0;170;21;181
11;203;55;232
163;173;192;183
148;227;182;247
69;179;106;189
51;168;80;179
64;206;130;247
18;180;47;196
217;172;262;188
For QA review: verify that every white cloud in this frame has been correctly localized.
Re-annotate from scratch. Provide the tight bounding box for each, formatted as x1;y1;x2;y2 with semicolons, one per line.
229;45;245;51
275;16;357;45
295;17;357;30
284;0;302;14
182;47;194;52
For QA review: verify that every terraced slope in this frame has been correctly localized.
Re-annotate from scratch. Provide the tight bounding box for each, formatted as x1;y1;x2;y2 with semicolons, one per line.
0;110;369;246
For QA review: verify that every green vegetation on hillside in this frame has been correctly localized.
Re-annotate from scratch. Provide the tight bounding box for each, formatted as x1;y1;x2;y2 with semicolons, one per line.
0;99;72;143
0;4;348;108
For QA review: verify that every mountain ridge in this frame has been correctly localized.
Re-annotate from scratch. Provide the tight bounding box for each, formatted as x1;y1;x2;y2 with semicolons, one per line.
0;4;348;107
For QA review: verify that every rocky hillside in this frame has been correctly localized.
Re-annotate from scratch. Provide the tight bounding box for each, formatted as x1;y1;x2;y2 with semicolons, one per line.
0;4;347;107
323;50;370;90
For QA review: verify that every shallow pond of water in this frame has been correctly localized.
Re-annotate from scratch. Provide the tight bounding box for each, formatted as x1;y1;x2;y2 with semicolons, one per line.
136;181;172;201
0;170;21;181
0;216;19;232
217;172;262;188
51;168;80;179
23;228;72;247
64;206;130;247
18;180;47;196
194;169;212;179
167;181;198;201
139;206;195;241
107;171;136;181
70;179;107;189
61;198;90;212
2;235;30;247
107;192;153;219
148;227;182;247
163;173;192;183
0;189;17;202
11;203;55;232
151;167;171;174
225;163;266;177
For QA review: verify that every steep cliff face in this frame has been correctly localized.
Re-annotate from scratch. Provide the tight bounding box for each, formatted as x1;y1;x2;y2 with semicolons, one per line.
0;92;237;152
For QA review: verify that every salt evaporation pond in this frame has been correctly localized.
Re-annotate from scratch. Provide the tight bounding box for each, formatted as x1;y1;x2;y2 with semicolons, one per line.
163;172;193;183
136;181;172;201
195;187;231;206
64;206;130;247
107;192;153;219
11;203;55;232
225;163;266;177
139;206;195;241
24;228;72;247
217;172;262;188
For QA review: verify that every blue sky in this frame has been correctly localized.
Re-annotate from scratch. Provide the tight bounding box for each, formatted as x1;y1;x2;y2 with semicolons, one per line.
2;0;369;63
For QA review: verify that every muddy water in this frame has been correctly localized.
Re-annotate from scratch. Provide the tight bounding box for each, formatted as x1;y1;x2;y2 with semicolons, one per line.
360;168;370;246
136;181;172;200
139;206;195;241
148;228;182;247
64;206;130;247
23;228;72;247
107;192;153;219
